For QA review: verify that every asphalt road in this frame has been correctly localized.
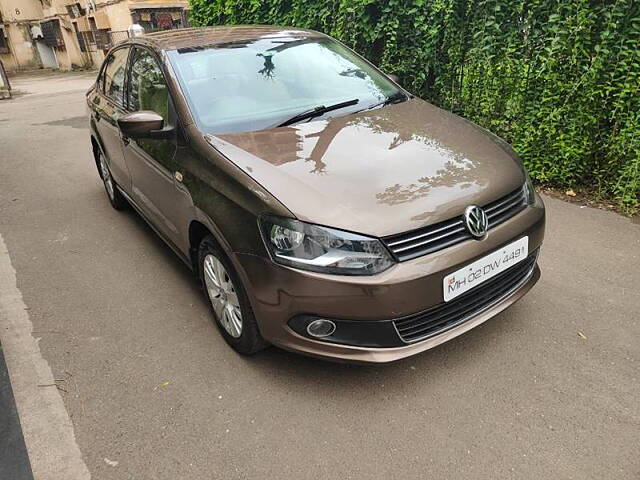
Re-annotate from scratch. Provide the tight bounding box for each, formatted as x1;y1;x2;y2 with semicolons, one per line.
0;71;639;480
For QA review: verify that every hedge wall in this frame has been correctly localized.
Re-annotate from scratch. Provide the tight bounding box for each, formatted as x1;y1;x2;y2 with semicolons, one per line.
189;0;640;211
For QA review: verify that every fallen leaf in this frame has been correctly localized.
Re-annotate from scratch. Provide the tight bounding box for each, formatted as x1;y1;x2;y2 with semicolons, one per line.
577;331;587;340
104;458;118;467
566;189;576;197
160;381;171;388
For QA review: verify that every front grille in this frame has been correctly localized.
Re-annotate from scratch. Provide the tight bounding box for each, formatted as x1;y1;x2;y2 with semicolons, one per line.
383;186;527;261
393;251;537;343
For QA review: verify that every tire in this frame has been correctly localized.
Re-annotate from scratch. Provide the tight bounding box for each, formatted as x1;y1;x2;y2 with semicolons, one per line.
97;149;127;210
198;235;268;355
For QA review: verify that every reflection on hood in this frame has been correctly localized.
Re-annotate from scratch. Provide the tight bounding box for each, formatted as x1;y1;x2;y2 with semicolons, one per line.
208;98;524;237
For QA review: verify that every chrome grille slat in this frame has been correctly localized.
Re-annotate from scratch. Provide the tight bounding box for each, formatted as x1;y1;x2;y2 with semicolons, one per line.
484;188;523;214
386;218;462;247
392;226;466;253
383;186;527;261
487;197;524;220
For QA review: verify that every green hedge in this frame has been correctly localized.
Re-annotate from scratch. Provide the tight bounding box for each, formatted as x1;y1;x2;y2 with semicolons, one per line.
189;0;640;211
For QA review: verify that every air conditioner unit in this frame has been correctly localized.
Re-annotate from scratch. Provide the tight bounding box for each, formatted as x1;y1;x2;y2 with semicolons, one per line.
30;24;44;39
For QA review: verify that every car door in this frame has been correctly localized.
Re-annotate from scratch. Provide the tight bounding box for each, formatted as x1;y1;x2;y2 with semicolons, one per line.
122;46;192;252
93;47;131;190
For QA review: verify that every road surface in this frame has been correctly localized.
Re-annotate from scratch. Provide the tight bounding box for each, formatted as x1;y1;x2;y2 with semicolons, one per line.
0;71;638;479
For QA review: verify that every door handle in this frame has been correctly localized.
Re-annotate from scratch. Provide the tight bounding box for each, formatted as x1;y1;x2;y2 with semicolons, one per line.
121;135;130;146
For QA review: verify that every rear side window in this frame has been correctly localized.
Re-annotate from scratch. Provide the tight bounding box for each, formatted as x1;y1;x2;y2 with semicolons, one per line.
103;48;129;107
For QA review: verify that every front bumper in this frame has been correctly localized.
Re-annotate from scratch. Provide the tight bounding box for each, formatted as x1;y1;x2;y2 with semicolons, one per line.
237;196;545;363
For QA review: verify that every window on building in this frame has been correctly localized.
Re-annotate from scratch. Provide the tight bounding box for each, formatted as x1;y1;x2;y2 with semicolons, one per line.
103;47;129;107
88;17;98;45
94;29;111;51
133;9;185;33
41;20;65;48
73;23;87;52
128;48;168;121
66;3;85;19
0;28;9;54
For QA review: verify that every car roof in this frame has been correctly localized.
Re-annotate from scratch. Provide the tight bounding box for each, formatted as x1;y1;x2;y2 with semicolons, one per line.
129;26;327;51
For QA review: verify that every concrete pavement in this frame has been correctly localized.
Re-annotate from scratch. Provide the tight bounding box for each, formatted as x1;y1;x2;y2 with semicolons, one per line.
0;71;639;480
0;342;33;480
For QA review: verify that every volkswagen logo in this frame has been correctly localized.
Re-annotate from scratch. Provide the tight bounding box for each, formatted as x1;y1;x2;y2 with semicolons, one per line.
463;205;489;238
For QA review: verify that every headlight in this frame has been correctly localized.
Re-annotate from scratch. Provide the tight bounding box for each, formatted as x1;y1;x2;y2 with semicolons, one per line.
259;216;395;275
523;172;536;205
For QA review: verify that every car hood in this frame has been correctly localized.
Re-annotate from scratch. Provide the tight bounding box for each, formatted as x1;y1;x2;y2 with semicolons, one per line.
206;98;525;237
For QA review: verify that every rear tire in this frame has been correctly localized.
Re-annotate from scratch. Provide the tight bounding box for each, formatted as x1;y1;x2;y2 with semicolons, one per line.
198;235;268;355
97;150;127;210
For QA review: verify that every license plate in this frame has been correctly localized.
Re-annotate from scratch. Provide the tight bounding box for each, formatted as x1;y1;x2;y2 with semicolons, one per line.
443;236;529;302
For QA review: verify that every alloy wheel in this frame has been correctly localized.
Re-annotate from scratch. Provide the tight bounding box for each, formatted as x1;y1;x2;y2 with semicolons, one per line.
203;254;243;338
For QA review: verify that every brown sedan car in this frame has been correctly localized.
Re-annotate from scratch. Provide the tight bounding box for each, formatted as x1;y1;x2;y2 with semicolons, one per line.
87;26;545;363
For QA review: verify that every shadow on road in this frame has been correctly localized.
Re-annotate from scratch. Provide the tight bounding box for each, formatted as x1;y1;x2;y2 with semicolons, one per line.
242;307;526;400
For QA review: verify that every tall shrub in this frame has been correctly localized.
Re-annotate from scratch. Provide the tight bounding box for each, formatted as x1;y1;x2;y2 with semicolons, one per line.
189;0;640;211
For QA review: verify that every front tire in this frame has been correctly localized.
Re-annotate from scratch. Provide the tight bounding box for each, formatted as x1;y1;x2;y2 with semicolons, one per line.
198;235;268;355
98;150;127;210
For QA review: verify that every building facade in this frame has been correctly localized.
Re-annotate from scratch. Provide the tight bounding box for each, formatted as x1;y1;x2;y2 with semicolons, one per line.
0;0;189;71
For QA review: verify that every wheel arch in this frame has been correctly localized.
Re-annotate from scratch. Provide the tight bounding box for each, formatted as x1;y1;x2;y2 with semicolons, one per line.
188;220;214;274
90;136;101;174
187;217;239;278
186;216;257;299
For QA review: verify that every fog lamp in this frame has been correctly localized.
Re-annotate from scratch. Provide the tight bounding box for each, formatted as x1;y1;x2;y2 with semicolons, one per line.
306;319;336;338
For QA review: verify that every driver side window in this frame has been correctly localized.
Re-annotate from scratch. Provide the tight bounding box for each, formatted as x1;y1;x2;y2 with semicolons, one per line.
127;48;169;122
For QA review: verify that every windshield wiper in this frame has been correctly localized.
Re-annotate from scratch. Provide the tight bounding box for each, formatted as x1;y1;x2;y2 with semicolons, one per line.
277;98;360;127
357;91;408;113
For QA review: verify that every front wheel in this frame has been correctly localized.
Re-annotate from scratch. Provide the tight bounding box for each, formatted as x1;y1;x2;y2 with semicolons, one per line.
198;236;268;355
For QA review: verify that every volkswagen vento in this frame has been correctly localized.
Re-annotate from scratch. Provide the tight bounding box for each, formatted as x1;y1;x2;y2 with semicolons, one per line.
87;26;545;363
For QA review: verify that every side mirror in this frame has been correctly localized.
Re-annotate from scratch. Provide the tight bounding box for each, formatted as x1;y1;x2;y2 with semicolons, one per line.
386;73;400;84
117;111;172;139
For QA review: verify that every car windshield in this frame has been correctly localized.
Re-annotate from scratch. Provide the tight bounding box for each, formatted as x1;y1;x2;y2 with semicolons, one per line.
167;36;403;134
